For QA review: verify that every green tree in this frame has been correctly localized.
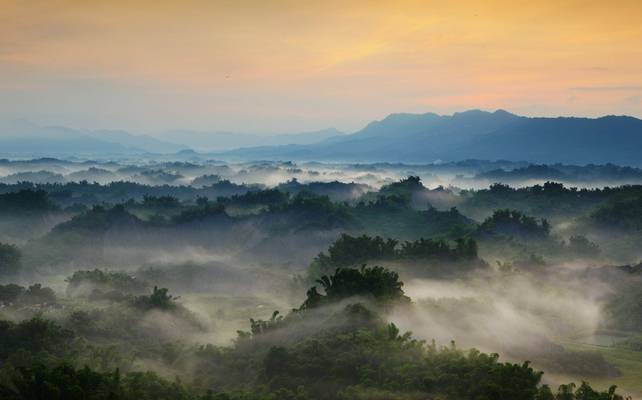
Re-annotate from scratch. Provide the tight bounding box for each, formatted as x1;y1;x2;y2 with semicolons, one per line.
0;242;21;276
132;286;178;310
301;265;409;310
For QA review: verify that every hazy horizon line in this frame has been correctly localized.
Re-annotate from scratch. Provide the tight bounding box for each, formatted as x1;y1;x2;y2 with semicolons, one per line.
3;107;641;138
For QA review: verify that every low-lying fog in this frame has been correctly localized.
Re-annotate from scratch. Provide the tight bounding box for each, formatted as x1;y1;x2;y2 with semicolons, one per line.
1;157;641;397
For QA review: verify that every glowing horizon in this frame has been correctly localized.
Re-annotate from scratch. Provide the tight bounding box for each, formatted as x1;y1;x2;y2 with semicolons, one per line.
1;0;641;133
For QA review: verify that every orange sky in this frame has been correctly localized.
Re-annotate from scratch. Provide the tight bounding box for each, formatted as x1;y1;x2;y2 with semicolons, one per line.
1;0;641;132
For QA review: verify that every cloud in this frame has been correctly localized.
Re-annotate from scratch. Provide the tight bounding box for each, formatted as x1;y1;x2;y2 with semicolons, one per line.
570;86;642;92
1;1;642;130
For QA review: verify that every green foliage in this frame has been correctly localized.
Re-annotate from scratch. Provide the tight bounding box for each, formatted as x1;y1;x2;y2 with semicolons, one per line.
53;205;139;234
249;311;286;335
0;189;56;213
314;234;398;270
0;266;630;400
460;182;642;222
566;235;601;257
0;363;202;400
0;242;21;276
400;237;478;261
267;192;355;231
273;192;339;213
535;382;628;400
356;176;429;211
0;318;74;360
172;203;227;224
218;189;289;208
478;209;550;239
0;283;57;306
368;194;412;210
132;286;178;310
19;205;144;267
0;172;638;399
0;283;25;304
22;283;57;305
277;179;368;203
227;283;572;400
66;269;149;299
311;234;482;277
257;326;545;399
380;176;423;192
276;191;349;214
142;195;181;209
196;196;210;207
591;196;642;231
377;176;424;205
301;265;409;310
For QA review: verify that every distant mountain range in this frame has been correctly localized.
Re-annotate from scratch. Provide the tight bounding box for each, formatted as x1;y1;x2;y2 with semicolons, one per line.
154;128;343;152
2;110;641;165
0;120;187;155
215;110;642;166
0;120;343;156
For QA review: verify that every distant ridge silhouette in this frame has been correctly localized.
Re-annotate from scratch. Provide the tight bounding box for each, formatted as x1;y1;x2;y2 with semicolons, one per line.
217;110;642;166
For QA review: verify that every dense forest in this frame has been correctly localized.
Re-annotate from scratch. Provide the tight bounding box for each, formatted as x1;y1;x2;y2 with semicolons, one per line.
1;159;641;399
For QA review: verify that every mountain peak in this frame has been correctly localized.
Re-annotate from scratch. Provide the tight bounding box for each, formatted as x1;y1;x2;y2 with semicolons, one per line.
451;109;518;120
493;109;516;117
453;109;488;117
218;110;642;166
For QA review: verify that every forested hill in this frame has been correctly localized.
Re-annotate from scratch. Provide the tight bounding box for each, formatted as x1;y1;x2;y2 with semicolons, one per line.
218;110;642;166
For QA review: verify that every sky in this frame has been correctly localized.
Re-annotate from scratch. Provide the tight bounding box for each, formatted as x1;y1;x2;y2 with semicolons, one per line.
1;0;641;134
